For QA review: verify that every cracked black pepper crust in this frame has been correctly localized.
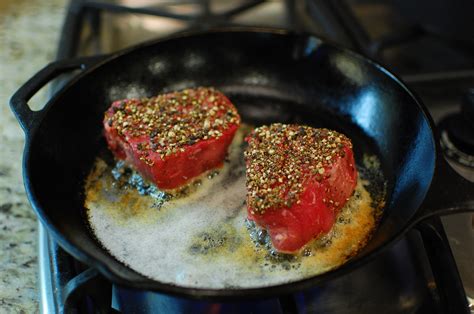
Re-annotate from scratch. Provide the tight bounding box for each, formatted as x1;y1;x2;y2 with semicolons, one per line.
244;124;353;214
105;87;241;161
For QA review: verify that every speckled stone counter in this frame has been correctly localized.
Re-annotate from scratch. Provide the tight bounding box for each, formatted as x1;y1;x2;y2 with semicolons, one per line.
0;0;67;312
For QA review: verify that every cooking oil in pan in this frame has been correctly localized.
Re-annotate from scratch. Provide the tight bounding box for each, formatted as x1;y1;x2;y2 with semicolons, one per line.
85;127;384;289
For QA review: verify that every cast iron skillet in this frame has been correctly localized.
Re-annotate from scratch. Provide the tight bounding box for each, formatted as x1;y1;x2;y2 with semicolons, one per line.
9;28;474;305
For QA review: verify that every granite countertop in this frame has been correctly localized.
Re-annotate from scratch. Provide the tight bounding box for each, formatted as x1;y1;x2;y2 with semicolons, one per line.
0;0;67;312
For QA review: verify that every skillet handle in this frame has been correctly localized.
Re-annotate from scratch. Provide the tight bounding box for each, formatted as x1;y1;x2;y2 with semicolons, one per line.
414;156;474;222
9;55;106;134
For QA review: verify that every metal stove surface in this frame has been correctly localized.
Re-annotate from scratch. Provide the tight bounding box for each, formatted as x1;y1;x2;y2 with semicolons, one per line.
39;0;474;313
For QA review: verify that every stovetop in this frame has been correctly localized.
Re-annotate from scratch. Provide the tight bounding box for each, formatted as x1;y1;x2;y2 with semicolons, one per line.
40;0;474;313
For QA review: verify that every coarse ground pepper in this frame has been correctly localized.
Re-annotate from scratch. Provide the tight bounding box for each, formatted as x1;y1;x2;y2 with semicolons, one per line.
244;124;352;214
107;87;240;165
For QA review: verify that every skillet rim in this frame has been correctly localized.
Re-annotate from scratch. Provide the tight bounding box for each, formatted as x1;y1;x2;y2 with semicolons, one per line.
21;26;438;300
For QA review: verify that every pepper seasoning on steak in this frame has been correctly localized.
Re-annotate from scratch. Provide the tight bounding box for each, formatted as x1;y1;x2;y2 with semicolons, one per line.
244;124;357;253
104;87;240;190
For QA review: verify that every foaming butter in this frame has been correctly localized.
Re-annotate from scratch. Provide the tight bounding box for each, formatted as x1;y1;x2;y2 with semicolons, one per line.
85;127;383;289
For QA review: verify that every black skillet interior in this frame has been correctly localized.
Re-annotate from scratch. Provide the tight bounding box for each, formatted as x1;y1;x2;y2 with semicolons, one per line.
25;30;436;298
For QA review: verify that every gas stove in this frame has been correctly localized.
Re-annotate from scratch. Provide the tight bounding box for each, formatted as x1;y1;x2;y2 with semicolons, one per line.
39;0;474;313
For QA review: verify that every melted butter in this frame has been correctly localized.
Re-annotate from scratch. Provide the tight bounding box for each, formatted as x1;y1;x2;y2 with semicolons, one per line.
85;126;384;289
85;160;164;225
301;180;375;270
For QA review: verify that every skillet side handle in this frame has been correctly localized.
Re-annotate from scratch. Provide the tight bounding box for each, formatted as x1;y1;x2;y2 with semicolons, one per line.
9;55;106;134
414;156;474;222
415;218;470;314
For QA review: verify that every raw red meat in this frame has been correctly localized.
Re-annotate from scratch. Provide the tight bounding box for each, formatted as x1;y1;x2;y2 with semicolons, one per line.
104;87;240;190
245;124;357;253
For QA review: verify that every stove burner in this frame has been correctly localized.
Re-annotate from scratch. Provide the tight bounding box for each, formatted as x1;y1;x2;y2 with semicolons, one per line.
37;0;474;312
439;89;474;168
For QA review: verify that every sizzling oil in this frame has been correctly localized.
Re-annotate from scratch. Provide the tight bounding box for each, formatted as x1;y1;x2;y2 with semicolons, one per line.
85;127;383;289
